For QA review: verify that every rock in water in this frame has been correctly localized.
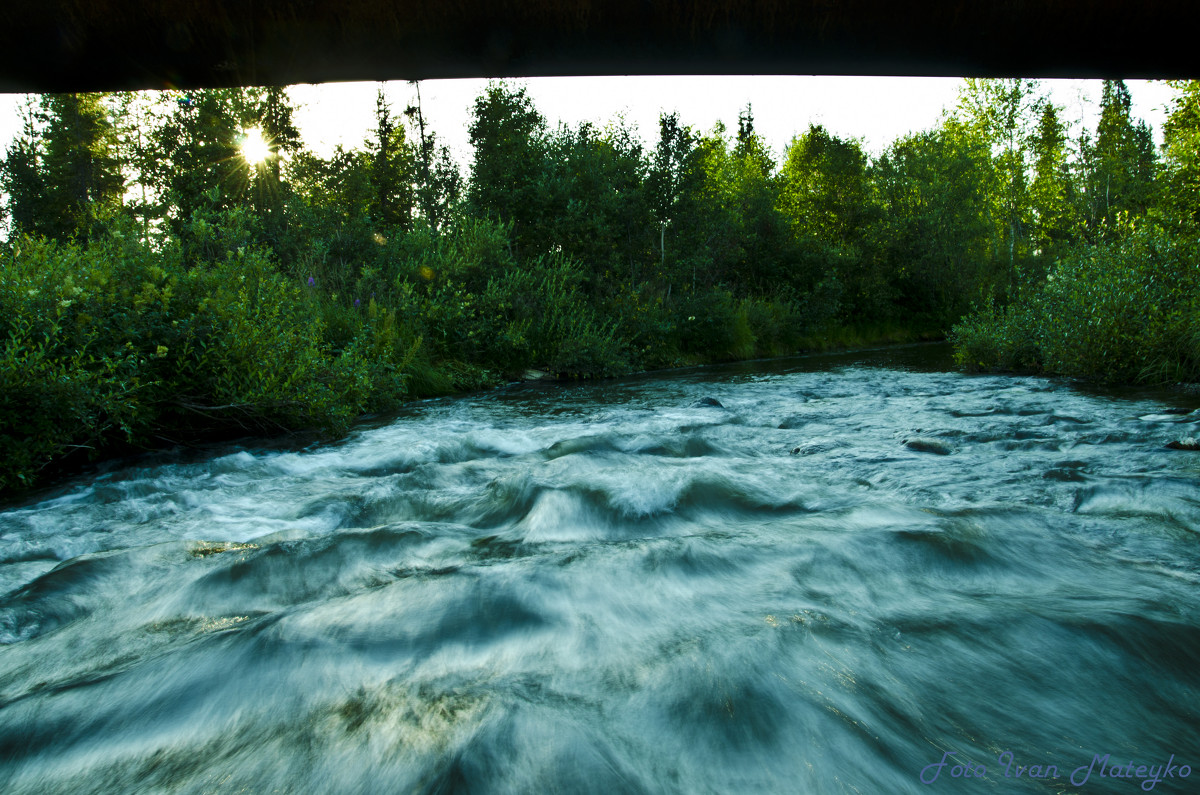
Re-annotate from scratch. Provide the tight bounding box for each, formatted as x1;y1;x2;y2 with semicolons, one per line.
1166;437;1200;451
691;397;724;408
791;440;839;456
904;437;953;455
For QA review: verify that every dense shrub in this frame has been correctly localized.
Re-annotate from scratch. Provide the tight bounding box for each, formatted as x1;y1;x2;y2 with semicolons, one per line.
950;298;1044;373
742;297;805;357
671;289;751;361
396;251;630;379
0;234;161;489
608;287;680;370
952;228;1200;383
0;231;430;491
172;250;374;432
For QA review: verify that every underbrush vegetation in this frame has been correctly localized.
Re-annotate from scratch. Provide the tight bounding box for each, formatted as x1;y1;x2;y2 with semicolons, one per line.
0;219;848;491
0;232;384;489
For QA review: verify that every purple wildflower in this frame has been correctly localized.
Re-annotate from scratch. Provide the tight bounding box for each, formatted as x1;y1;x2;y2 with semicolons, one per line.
307;276;315;287
354;298;361;308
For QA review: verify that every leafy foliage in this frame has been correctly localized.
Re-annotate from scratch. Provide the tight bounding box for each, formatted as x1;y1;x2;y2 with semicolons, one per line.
2;78;1196;491
1161;80;1200;230
952;228;1200;383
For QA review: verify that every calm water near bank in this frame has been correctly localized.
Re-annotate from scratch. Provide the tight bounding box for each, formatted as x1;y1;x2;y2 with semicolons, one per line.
2;344;1199;793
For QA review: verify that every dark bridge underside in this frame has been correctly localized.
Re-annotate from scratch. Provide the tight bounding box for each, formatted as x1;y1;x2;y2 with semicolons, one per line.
0;0;1194;94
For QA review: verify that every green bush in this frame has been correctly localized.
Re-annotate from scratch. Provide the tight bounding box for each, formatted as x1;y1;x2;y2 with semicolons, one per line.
0;319;141;490
395;250;632;380
174;249;371;433
950;298;1044;373
952;228;1200;383
0;231;433;491
671;288;754;361
0;233;170;489
608;287;680;370
742;297;816;357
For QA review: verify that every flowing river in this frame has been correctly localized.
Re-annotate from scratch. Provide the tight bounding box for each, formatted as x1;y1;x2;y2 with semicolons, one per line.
2;344;1199;793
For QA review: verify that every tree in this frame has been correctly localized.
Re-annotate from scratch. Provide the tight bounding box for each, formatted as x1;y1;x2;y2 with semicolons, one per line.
537;118;653;292
253;86;302;213
366;87;415;231
147;87;304;260
646;112;704;280
778;124;869;248
245;86;303;257
404;82;462;232
734;105;772;179
111;91;172;246
467;83;549;258
1;98;46;239
1160;79;1200;229
149;88;253;244
776;124;872;308
689;122;746;291
1087;79;1157;236
1028;103;1080;262
869;120;994;324
955;78;1043;292
1;93;124;241
728;106;788;295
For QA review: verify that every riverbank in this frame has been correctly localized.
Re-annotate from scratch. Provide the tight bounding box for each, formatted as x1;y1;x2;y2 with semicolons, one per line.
1;321;948;503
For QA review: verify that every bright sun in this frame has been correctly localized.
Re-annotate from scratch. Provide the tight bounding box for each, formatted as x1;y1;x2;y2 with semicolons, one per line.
240;127;271;165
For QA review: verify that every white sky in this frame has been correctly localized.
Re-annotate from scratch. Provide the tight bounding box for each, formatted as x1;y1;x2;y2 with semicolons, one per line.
289;76;1177;165
0;76;1180;172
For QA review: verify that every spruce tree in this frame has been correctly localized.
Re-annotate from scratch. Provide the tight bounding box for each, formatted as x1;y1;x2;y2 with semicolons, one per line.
1091;79;1157;235
1029;103;1079;261
2;93;124;241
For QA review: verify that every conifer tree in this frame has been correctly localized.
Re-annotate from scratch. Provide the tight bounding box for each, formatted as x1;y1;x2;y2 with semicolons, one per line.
1029;103;1079;260
1089;79;1157;235
1;98;46;238
2;93;124;241
367;88;415;231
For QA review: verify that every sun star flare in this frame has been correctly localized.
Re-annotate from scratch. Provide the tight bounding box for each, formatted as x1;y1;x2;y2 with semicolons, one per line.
240;127;271;165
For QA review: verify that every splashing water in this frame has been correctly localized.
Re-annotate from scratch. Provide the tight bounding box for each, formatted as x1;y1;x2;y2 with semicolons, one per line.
2;345;1199;793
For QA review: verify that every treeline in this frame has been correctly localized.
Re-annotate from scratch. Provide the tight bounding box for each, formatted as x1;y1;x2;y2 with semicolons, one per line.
1;79;1198;491
951;82;1200;385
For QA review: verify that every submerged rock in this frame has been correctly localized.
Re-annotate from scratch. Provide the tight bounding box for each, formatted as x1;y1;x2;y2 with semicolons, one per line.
949;407;998;418
903;437;953;455
691;397;725;408
1043;467;1086;482
1166;437;1200;451
791;440;840;456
